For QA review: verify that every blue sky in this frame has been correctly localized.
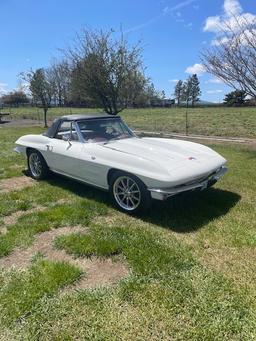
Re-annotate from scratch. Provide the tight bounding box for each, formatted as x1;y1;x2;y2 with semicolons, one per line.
0;0;255;102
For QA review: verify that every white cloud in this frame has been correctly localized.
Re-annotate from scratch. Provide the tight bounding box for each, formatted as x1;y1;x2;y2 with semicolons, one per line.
223;0;242;16
185;63;206;75
204;0;256;34
207;89;223;94
0;82;8;95
168;79;179;83
205;78;223;84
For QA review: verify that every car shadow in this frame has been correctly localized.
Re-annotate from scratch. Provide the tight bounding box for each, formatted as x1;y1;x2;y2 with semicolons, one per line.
140;188;241;233
32;172;241;234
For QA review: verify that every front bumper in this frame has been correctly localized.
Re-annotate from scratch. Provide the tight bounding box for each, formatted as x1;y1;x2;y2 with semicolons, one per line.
149;166;228;200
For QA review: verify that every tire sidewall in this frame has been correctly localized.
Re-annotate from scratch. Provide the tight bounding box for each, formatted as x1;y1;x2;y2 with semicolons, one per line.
109;171;152;214
27;150;48;180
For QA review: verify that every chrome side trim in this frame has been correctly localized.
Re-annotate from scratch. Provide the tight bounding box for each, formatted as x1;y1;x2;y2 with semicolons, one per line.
149;166;228;200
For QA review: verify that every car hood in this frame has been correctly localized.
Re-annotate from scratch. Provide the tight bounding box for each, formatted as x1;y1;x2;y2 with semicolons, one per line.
102;137;226;175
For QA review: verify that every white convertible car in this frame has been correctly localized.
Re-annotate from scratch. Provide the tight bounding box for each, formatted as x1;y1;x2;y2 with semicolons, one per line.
15;114;227;213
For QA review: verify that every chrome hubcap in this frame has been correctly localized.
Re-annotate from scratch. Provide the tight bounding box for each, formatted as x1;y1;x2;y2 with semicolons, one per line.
29;153;42;177
113;176;141;211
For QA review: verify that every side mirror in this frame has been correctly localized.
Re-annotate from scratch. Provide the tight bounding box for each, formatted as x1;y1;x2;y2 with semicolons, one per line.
63;135;72;145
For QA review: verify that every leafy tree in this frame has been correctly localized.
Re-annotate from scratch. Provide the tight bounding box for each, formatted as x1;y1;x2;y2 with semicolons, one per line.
48;61;71;106
22;68;54;127
1;91;29;106
161;90;166;99
181;77;193;107
224;90;246;107
190;74;201;107
67;29;147;115
181;76;194;135
174;80;183;106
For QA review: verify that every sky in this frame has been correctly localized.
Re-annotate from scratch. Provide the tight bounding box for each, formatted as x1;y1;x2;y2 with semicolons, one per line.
0;0;255;102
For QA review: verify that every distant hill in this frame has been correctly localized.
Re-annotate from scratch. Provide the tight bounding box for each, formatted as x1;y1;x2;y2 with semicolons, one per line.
179;100;220;107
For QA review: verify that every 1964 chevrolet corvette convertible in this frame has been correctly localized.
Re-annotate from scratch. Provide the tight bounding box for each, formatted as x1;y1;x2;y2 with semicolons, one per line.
15;114;227;213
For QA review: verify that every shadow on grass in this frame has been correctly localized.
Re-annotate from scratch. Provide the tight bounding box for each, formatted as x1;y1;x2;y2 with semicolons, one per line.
37;172;240;234
142;188;240;232
23;171;241;233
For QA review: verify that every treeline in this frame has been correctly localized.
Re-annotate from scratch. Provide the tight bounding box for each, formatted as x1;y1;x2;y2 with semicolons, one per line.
173;75;201;107
1;29;179;126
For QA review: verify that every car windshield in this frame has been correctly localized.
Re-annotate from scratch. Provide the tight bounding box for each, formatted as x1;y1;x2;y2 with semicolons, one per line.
77;118;135;143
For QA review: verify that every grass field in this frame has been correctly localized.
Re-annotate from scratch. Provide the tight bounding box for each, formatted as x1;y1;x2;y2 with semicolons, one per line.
0;126;255;340
4;106;256;138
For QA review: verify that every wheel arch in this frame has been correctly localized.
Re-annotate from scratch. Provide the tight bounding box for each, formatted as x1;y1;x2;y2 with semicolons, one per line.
107;168;122;186
107;168;149;188
26;147;48;166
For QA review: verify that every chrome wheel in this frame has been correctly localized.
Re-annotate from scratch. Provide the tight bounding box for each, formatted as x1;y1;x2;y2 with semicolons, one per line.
113;176;141;211
29;153;43;178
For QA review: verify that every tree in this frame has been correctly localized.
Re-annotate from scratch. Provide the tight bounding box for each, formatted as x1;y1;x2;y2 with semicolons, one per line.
201;16;256;99
22;68;54;127
190;74;201;107
67;29;147;115
181;77;193;135
174;80;183;106
1;91;29;106
224;90;246;107
181;77;193;107
48;60;71;106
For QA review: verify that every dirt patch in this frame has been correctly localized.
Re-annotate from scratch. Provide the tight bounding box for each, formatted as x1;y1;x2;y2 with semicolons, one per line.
2;206;45;227
0;199;69;234
0;176;36;193
0;226;129;290
0;119;44;128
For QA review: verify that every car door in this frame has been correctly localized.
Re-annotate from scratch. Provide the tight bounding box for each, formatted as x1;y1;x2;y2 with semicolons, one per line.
76;142;109;188
45;121;83;178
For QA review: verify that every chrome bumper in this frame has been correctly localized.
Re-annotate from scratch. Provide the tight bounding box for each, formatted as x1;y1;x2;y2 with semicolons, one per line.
149;166;228;200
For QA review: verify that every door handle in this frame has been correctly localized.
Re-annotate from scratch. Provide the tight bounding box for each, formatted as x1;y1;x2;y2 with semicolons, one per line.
46;144;53;151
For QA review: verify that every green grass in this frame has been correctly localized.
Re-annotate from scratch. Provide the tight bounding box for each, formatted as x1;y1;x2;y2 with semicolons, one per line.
0;126;43;179
0;126;256;339
3;106;256;138
55;232;122;257
0;200;108;257
0;259;82;325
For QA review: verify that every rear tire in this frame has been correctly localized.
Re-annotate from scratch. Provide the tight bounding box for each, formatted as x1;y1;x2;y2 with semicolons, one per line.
27;149;49;180
109;171;152;214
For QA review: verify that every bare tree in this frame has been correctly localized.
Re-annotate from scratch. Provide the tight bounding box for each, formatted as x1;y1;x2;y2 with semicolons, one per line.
201;16;256;99
22;68;54;127
67;29;147;115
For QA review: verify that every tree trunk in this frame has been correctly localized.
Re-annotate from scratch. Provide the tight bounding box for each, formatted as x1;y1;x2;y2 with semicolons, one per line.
43;107;48;128
185;101;189;136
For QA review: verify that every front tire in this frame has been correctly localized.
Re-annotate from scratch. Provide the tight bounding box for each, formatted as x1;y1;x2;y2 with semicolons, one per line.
27;150;49;180
109;171;152;214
